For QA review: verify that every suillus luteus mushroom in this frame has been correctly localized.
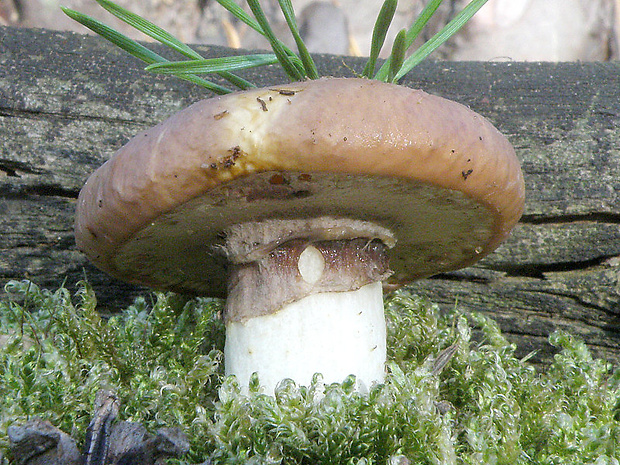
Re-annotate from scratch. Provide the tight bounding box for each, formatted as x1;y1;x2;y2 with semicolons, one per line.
65;0;524;393
75;77;524;393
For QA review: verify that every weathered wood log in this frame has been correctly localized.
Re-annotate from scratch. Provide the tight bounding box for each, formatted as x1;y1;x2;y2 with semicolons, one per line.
1;26;619;365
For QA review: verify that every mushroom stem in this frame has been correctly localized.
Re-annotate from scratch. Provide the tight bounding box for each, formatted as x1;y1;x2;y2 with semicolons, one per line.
223;217;395;393
225;281;386;393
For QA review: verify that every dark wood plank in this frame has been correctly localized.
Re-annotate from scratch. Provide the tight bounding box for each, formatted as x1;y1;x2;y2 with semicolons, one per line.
1;25;619;364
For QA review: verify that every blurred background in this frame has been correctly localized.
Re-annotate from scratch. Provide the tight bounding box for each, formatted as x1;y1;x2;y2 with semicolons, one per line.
1;0;619;61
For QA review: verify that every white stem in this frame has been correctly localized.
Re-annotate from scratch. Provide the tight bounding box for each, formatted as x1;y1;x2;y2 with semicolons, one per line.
224;281;386;394
222;217;394;395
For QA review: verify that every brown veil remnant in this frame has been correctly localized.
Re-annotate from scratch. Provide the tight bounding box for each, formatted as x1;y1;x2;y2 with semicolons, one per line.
75;77;525;393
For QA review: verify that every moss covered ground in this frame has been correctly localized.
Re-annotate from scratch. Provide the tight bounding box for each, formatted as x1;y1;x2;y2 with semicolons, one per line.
1;279;619;464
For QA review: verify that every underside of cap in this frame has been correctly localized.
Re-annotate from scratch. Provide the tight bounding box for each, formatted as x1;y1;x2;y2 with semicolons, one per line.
75;77;525;297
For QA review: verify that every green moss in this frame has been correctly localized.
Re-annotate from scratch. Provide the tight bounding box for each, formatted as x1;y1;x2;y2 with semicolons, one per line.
1;280;619;464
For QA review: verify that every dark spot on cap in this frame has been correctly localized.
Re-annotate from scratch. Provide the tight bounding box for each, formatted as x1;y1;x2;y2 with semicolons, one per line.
257;97;268;112
292;190;311;199
269;173;287;185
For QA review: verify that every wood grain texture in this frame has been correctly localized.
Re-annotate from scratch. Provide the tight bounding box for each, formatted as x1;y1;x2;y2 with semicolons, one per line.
1;26;619;365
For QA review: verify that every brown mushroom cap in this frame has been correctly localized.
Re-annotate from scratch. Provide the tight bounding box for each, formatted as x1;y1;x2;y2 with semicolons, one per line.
75;77;525;297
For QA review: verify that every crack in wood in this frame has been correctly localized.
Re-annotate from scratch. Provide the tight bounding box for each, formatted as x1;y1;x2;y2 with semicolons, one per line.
0;184;80;199
430;272;495;285
0;164;17;177
0;159;45;177
437;252;618;281
497;255;617;278
0;105;141;125
521;212;620;225
533;288;620;321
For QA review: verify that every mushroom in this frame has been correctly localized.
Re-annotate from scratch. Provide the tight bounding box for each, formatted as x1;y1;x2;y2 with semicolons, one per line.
75;77;525;394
